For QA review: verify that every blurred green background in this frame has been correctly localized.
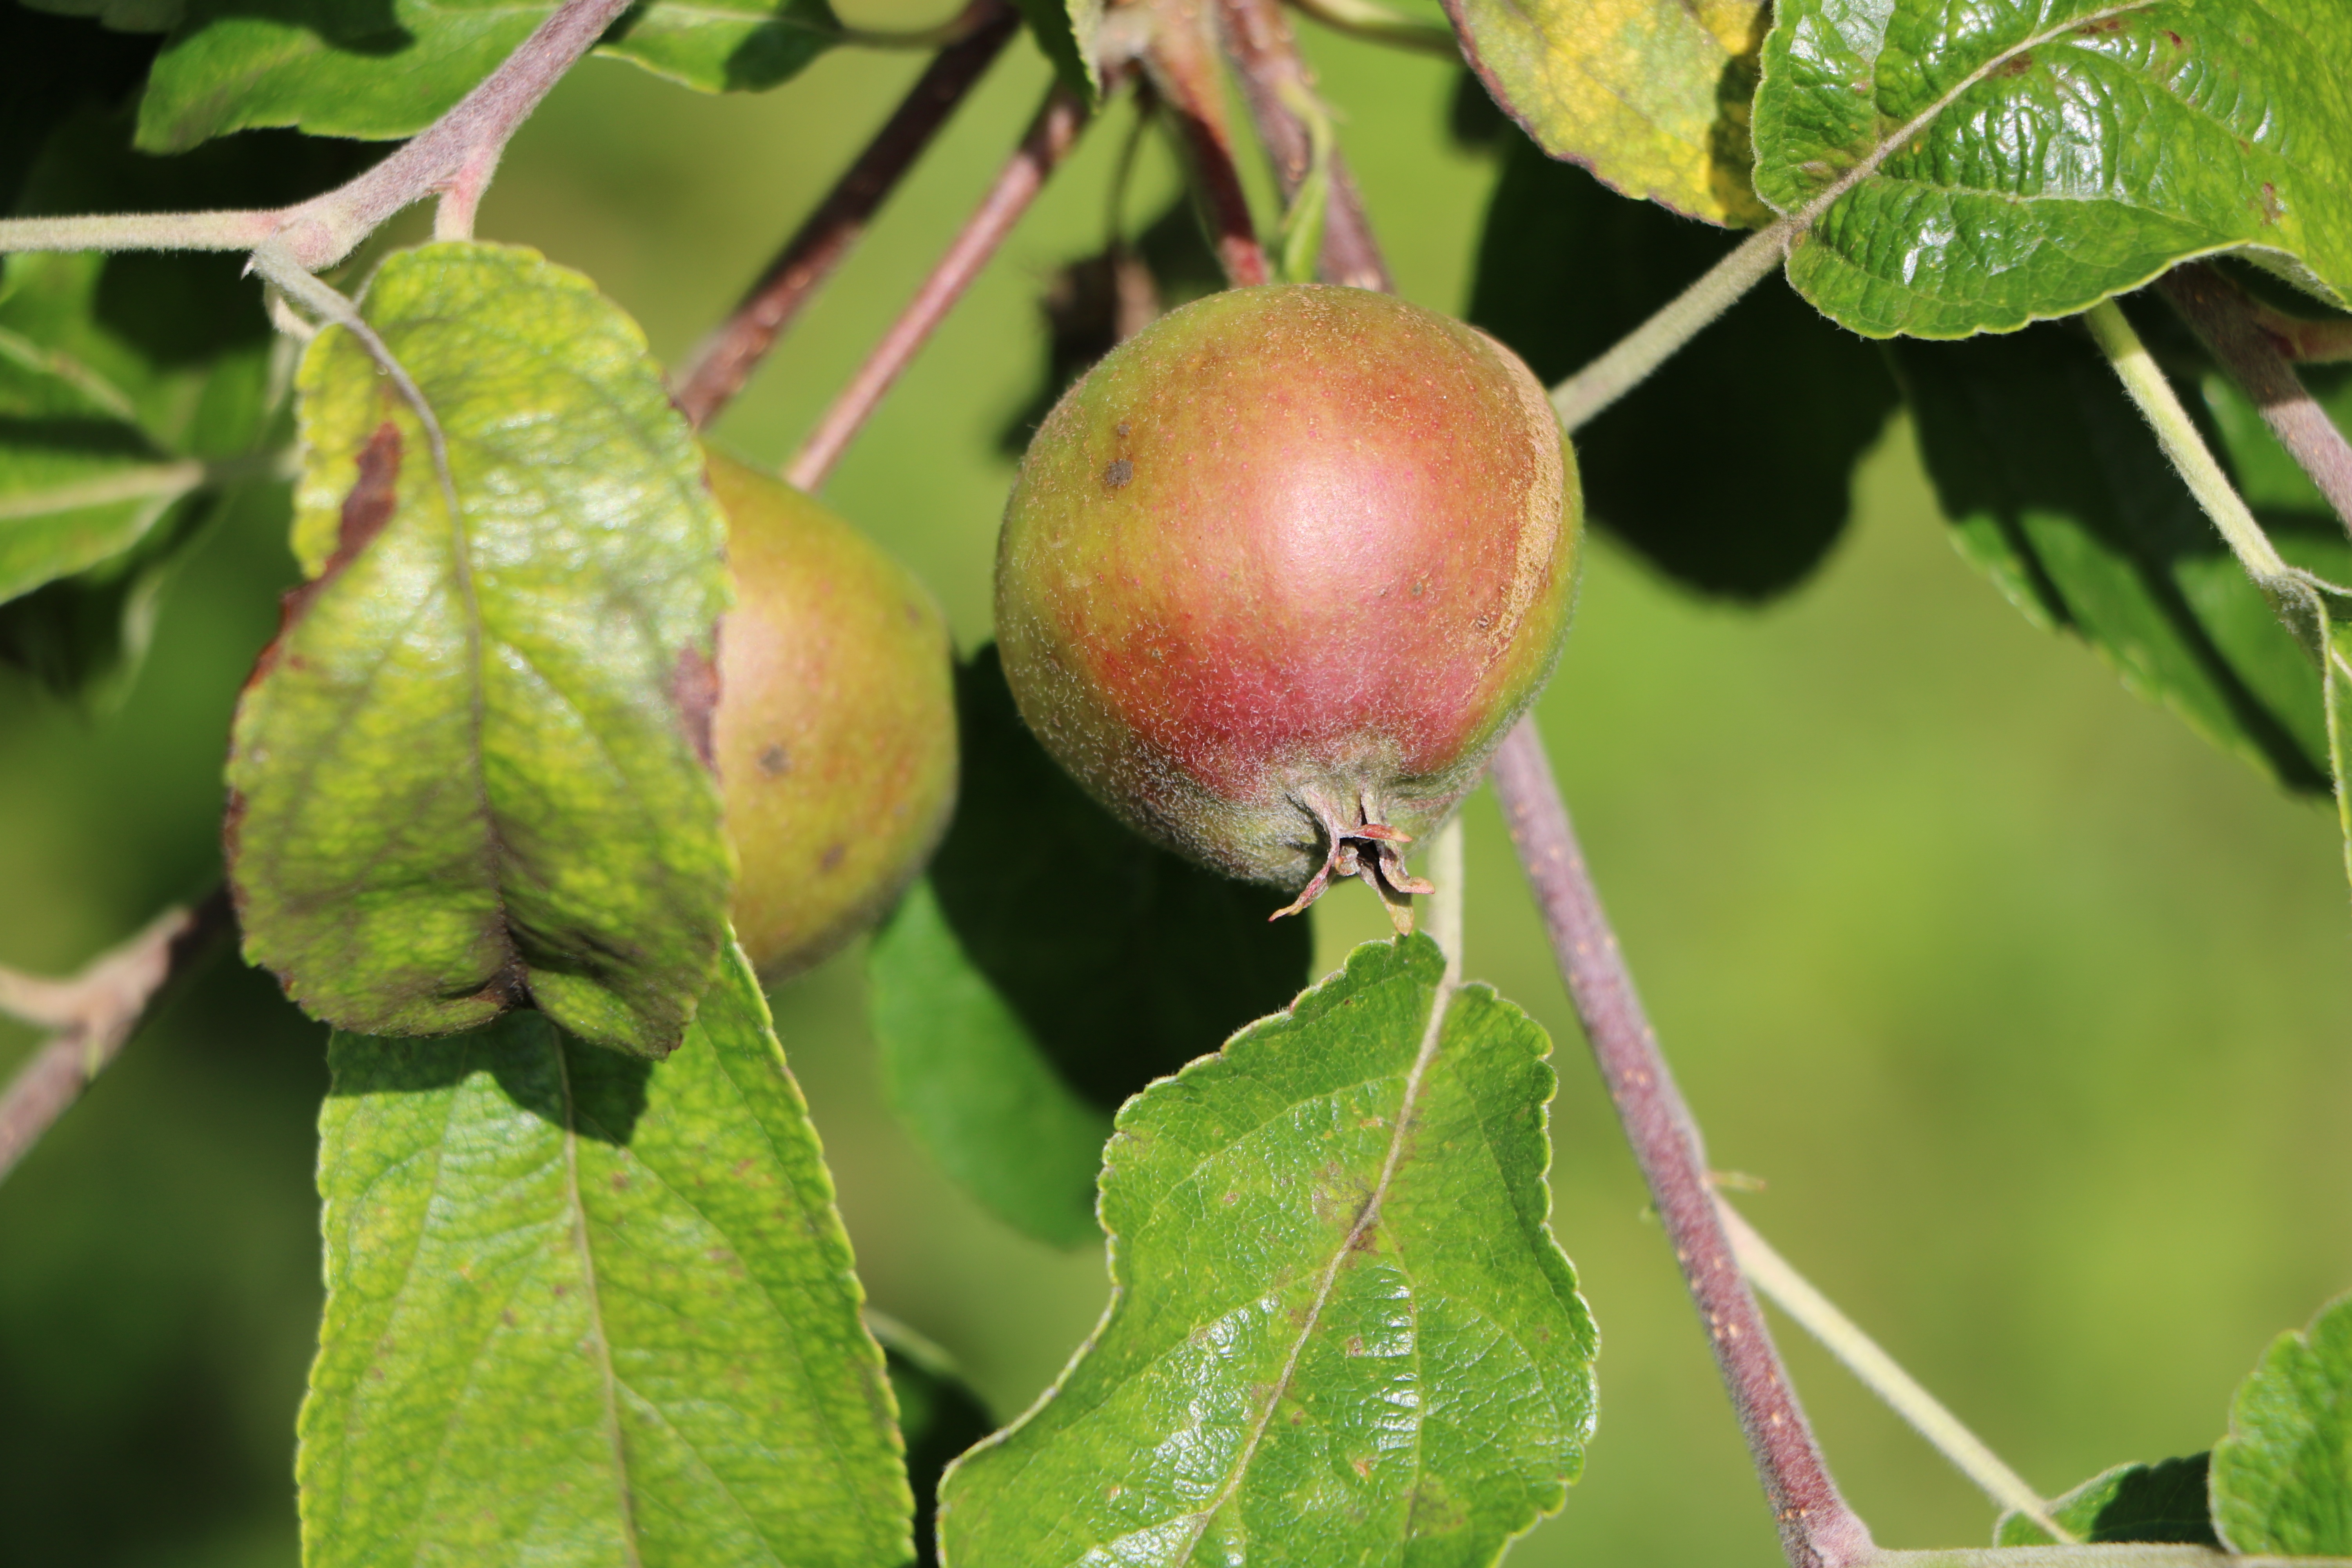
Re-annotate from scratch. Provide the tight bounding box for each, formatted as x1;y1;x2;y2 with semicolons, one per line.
4;10;2350;1565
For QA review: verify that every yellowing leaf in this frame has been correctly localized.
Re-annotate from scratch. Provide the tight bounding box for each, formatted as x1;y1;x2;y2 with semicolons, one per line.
1444;0;1769;225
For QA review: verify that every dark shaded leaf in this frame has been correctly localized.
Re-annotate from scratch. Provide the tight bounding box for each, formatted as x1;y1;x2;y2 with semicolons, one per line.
1468;139;1896;600
1996;1454;2220;1547
867;645;1311;1247
1891;315;2350;794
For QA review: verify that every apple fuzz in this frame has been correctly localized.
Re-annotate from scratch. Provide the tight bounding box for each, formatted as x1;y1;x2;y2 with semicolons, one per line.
706;449;958;978
996;284;1581;930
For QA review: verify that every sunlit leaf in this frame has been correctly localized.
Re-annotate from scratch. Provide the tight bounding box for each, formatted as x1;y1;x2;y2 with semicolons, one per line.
2212;1292;2352;1555
1468;140;1896;599
868;646;1309;1249
1891;315;2348;794
138;0;841;151
938;936;1595;1568
1996;1454;2219;1547
299;945;913;1568
227;241;731;1056
1443;0;1767;225
1751;0;2352;337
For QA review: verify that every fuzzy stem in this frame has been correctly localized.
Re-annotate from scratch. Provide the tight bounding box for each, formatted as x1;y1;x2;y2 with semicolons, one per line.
674;0;1020;429
1719;1200;2073;1542
1550;221;1788;432
785;81;1091;492
0;0;630;269
2085;299;2313;624
2157;265;2352;541
1490;718;1874;1568
1214;0;1393;290
0;891;232;1187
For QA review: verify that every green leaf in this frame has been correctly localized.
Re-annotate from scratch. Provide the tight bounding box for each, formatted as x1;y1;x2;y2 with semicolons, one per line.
0;103;365;695
867;646;1312;1249
226;241;731;1056
138;0;840;151
1890;316;2350;795
1995;1454;2220;1547
1009;0;1101;105
937;936;1596;1568
1441;0;1766;225
1750;0;2352;338
299;944;914;1568
2213;1293;2352;1555
1468;139;1896;600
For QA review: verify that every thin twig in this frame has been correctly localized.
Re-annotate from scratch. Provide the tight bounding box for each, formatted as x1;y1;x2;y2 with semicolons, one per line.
1719;1200;2073;1542
0;890;234;1186
673;0;1020;429
1490;718;1874;1568
2158;264;2352;539
0;0;631;270
1214;0;1393;290
786;82;1092;492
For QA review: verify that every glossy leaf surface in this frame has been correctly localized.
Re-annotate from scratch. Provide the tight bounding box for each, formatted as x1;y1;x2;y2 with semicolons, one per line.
868;646;1309;1248
138;0;840;151
1442;0;1766;225
1469;141;1896;599
2214;1292;2352;1555
938;936;1595;1568
1996;1454;2219;1546
299;946;912;1568
1891;318;2348;794
1751;0;2352;337
227;241;731;1056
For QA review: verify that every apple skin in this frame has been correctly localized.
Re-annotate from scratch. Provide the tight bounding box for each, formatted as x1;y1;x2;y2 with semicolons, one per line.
708;449;956;980
995;284;1579;911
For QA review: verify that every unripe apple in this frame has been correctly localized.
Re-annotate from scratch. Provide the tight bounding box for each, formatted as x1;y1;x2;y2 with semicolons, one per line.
995;284;1579;926
708;449;956;979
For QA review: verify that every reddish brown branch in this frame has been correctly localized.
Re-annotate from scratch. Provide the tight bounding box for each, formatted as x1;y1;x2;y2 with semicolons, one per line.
0;889;233;1187
673;0;1020;429
1490;719;1874;1568
1213;0;1393;290
2158;264;2352;539
1142;0;1271;288
786;82;1093;492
